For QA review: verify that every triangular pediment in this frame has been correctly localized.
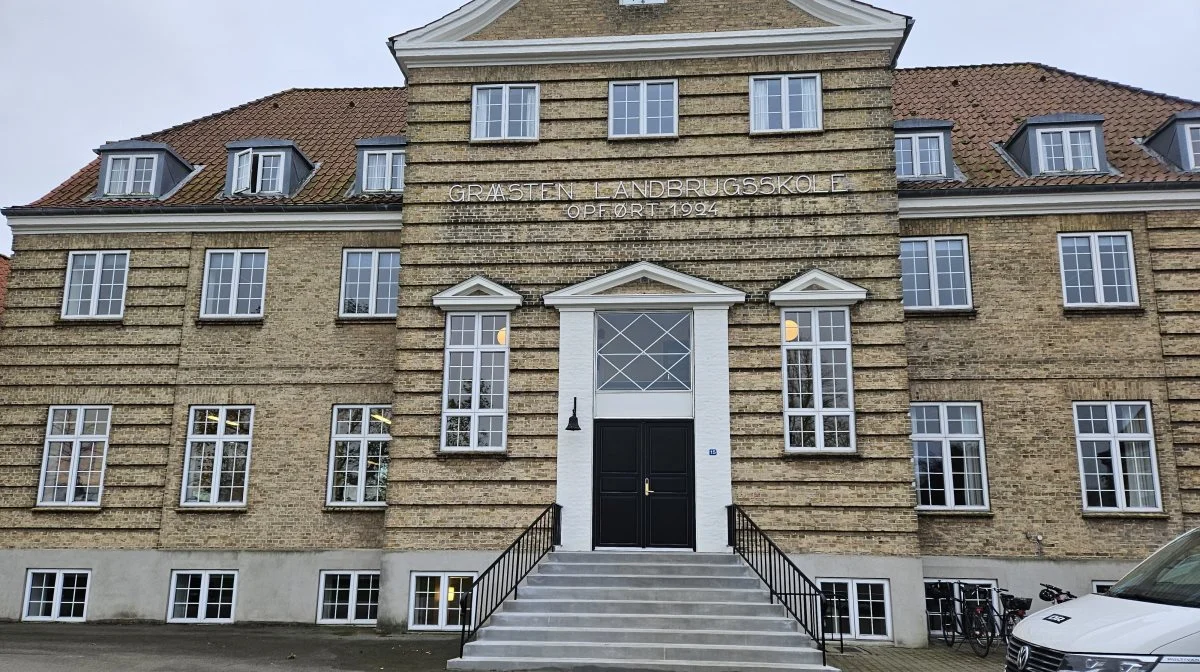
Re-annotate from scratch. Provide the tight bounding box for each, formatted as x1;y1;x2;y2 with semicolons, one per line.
544;262;745;309
433;275;523;311
770;269;868;307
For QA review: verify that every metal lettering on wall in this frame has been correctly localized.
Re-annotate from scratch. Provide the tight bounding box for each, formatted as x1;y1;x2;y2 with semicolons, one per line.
446;174;852;220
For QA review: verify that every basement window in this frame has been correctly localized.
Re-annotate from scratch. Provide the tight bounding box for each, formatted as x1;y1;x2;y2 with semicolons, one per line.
924;579;998;636
408;573;475;631
818;579;891;641
318;571;380;625
23;570;90;622
168;571;237;623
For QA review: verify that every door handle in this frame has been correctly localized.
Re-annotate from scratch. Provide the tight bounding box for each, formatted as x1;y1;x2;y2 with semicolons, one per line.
644;478;654;496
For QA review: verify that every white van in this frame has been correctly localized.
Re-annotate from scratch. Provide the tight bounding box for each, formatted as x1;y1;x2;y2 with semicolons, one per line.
1008;528;1200;671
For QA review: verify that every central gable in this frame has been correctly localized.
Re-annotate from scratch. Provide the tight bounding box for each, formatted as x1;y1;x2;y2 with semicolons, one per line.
463;0;832;41
544;262;745;308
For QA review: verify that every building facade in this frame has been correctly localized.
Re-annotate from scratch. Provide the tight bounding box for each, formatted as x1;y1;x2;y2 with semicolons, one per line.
0;253;9;318
1;0;1199;647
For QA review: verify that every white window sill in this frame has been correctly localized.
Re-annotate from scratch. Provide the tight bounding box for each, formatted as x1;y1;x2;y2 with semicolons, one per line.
336;314;397;322
750;127;824;136
916;508;993;516
1063;303;1142;311
783;448;857;457
437;449;507;457
59;315;125;322
324;504;388;512
469;137;539;144
166;619;235;625
1081;509;1166;518
904;306;975;315
31;504;102;512
608;134;680;142
175;506;248;513
317;620;377;627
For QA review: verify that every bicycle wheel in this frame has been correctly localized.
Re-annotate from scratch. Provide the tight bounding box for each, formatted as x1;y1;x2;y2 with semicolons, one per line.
1002;612;1022;642
939;607;958;647
966;610;993;657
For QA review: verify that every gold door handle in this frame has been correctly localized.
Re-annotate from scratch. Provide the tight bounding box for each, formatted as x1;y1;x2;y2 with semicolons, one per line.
644;478;654;496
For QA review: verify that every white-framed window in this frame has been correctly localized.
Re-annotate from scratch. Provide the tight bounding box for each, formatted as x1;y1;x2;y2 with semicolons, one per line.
609;80;678;138
201;249;267;318
1074;401;1162;512
62;251;129;319
408;572;475;631
899;237;971;310
911;403;989;511
750;74;822;133
1093;580;1117;595
596;311;692;392
472;84;539;141
38;406;111;507
231;150;285;195
818;578;891;641
923;579;998;635
181;406;254;507
339;249;401;318
1057;232;1138;307
317;571;380;625
168;570;237;624
105;155;157;196
1187;124;1200;171
327;405;391;506
781;308;855;452
363;150;405;193
442;313;510;452
23;570;90;622
1037;127;1099;173
895;134;946;178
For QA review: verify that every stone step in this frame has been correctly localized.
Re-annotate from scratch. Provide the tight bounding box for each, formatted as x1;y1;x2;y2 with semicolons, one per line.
502;599;783;617
462;641;826;666
447;656;837;672
548;552;741;565
486;611;801;633
524;573;764;590
518;585;768;602
539;562;752;577
475;625;814;648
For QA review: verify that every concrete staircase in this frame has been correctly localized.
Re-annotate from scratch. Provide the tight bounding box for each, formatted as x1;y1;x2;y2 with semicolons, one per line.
447;551;837;672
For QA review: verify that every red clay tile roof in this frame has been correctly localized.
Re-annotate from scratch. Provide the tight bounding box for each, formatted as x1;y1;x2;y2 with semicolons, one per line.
11;87;407;212
895;63;1200;192
8;63;1200;212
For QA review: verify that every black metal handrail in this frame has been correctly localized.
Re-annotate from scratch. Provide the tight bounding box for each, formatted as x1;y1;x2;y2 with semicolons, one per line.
727;504;840;665
459;502;561;655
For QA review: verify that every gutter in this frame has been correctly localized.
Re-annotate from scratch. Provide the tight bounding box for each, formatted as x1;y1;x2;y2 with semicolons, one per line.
891;16;914;68
899;181;1200;199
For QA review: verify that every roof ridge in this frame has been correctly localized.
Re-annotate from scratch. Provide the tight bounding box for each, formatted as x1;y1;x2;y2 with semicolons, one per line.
898;61;1200;107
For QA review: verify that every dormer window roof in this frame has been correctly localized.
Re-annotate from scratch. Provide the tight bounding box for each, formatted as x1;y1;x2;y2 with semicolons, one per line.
95;140;193;199
893;119;956;180
355;137;407;195
224;139;314;198
1003;113;1109;176
1144;110;1200;172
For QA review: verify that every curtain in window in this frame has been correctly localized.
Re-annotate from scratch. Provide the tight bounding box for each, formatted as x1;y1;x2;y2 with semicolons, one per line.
787;76;819;130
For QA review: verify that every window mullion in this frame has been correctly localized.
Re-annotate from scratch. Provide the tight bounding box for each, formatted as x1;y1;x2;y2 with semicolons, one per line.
780;78;791;130
500;87;510;139
368;252;380;311
811;339;825;447
357;433;369;503
212;435;226;505
200;573;211;616
927;240;942;307
230;251;243;304
640;82;648;136
471;322;484;450
1110;435;1128;509
88;255;103;316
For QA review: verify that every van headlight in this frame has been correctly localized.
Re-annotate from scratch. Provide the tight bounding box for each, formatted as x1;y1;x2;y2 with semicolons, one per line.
1059;655;1159;672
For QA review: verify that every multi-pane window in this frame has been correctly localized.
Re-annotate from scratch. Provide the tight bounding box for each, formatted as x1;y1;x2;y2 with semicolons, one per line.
819;579;891;640
442;314;510;451
62;251;129;319
364;150;405;193
1058;232;1137;307
1093;581;1117;595
781;308;855;452
911;403;989;510
317;571;380;625
181;406;253;507
472;84;539;141
924;579;998;635
609;80;678;138
596;312;692;392
232;150;285;194
895;134;945;178
1074;402;1161;512
201;250;267;318
409;573;474;631
1038;128;1099;173
750;74;822;133
38;406;110;506
105;155;156;196
168;571;237;624
1188;125;1200;171
339;250;401;317
328;405;391;506
24;570;89;622
899;237;971;310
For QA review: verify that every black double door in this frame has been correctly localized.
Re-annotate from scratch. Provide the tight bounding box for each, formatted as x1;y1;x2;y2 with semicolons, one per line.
594;420;695;549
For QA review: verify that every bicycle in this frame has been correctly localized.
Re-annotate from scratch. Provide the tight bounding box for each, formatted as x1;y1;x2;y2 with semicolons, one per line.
927;581;994;657
993;587;1032;643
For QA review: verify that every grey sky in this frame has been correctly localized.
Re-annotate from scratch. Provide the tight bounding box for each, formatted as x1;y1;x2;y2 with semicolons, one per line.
2;0;1198;257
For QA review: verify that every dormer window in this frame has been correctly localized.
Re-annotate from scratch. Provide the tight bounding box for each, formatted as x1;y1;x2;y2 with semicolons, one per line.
1142;111;1200;172
364;150;405;193
1037;128;1098;173
232;150;285;195
895;134;944;178
1187;124;1200;170
105;156;157;196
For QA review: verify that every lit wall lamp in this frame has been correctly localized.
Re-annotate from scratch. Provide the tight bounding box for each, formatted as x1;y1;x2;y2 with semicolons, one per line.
565;397;582;432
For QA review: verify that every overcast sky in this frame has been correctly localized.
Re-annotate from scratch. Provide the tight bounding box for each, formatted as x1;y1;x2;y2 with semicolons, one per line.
2;0;1198;256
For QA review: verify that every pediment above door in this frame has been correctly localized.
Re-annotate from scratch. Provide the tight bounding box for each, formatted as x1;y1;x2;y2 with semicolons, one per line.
543;262;745;309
